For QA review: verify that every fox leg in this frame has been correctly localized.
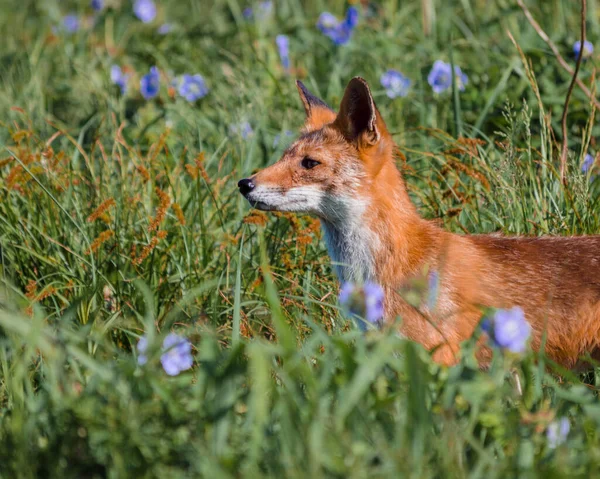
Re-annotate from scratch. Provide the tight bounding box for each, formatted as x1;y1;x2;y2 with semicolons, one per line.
431;343;461;366
396;305;484;367
395;308;462;366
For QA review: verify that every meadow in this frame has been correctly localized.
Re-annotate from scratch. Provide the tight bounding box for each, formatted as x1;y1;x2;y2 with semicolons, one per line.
1;0;600;476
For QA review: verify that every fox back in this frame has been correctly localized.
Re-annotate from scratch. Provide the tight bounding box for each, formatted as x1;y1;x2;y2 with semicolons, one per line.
238;77;600;368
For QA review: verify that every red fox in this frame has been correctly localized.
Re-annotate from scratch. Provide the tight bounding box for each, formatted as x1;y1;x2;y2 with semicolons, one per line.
238;77;600;368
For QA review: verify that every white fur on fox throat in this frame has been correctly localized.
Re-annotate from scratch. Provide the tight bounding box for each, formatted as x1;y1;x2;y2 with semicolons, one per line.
249;184;380;282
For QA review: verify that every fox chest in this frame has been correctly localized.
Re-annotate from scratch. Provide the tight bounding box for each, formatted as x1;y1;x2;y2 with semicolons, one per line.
320;221;377;283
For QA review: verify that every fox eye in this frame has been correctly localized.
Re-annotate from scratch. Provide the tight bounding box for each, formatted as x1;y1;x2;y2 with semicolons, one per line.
301;157;320;170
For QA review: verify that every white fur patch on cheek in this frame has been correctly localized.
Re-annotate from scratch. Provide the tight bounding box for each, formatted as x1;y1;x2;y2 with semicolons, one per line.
248;184;324;213
246;184;286;209
281;186;325;212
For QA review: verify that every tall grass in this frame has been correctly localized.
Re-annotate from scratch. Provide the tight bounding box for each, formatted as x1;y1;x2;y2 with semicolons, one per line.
1;0;600;476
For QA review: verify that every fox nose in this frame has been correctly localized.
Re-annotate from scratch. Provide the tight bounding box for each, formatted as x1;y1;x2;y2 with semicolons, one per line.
238;178;255;196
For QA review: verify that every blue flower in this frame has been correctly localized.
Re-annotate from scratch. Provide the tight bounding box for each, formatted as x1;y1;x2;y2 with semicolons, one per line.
317;12;339;36
158;23;172;35
137;336;148;365
317;7;359;45
573;40;594;60
339;282;355;305
582;153;595;173
380;69;411;98
243;1;273;21
363;283;384;323
482;306;531;353
160;333;193;376
428;60;468;94
547;417;570;449
273;130;293;148
140;66;160;100
178;74;209;102
276;34;290;71
110;65;130;94
339;282;385;330
331;27;353;46
230;121;254;139
427;270;440;309
134;0;157;23
62;14;80;33
344;6;359;29
91;0;104;11
259;1;274;16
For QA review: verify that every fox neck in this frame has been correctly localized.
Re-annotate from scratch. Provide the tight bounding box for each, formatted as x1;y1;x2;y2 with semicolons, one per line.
320;204;378;283
320;162;435;286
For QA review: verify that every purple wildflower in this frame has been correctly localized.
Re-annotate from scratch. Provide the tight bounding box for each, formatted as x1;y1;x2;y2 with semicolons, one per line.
258;1;274;17
230;121;254;139
91;0;104;11
344;6;359;29
134;0;157;23
339;282;385;330
140;66;160;100
243;1;273;21
547;417;570;449
339;282;355;306
363;283;385;323
158;23;172;35
317;12;338;36
482;306;531;353
137;336;149;365
160;333;193;376
428;60;468;94
573;40;594;60
380;70;411;98
276;34;290;71
582;153;595;174
63;14;80;33
178;74;209;102
317;7;359;45
427;270;440;309
110;65;130;94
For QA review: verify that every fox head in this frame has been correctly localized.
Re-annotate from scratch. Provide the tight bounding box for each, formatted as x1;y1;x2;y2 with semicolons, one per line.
237;77;401;224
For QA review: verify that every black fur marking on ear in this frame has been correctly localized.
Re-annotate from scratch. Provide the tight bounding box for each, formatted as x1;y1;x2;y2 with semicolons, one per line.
336;77;379;143
296;80;333;116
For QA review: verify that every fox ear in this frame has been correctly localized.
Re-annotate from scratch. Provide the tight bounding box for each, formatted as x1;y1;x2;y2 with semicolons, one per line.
296;80;336;131
335;77;382;145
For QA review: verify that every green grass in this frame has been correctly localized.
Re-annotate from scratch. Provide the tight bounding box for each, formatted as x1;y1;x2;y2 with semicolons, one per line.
1;0;600;476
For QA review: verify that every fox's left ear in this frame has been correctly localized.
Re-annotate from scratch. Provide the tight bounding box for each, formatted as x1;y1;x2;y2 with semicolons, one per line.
296;80;336;131
335;77;386;146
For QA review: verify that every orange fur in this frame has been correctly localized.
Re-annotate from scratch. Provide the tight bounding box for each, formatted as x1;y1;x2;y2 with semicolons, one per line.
239;77;600;368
